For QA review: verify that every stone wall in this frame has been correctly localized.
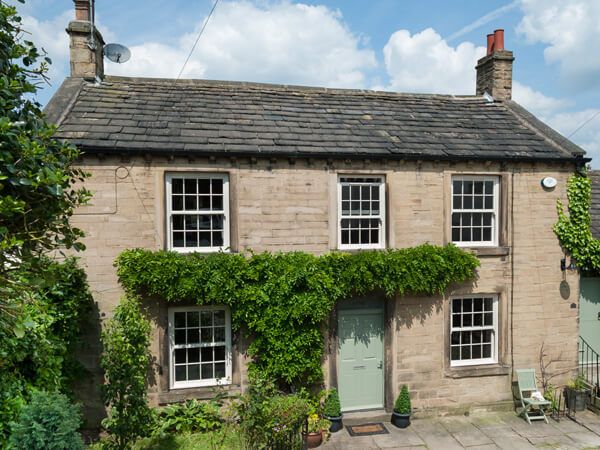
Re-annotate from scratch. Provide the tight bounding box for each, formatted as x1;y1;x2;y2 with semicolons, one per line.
71;155;579;425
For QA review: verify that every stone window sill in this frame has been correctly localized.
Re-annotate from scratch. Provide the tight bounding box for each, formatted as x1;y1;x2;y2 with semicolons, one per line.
463;246;510;257
157;384;241;405
444;364;511;379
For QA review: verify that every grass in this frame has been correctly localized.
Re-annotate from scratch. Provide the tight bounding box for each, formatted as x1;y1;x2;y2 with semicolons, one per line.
131;429;245;450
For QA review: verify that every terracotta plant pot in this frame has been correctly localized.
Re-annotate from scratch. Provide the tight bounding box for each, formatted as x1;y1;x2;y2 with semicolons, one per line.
302;431;322;448
391;411;411;428
323;414;343;432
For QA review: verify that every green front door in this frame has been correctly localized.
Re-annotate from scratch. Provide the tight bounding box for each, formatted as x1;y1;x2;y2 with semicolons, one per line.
338;308;384;411
580;278;600;355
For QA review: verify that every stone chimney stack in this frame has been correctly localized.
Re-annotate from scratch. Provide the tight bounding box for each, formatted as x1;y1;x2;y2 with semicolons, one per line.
475;29;514;101
66;0;104;80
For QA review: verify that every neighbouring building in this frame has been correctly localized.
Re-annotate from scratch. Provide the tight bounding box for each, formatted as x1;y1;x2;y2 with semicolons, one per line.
44;1;586;426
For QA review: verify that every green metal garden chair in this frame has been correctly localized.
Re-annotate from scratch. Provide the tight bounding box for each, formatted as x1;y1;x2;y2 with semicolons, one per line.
516;369;552;424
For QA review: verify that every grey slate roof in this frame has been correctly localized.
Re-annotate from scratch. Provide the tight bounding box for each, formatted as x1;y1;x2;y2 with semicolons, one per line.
590;171;600;240
44;76;586;162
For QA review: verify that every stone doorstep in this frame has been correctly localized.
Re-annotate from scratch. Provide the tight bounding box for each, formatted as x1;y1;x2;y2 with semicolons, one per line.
342;409;390;426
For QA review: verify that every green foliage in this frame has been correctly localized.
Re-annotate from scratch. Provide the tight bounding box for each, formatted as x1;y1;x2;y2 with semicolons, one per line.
116;244;479;387
125;429;246;450
153;397;224;436
307;414;330;434
0;257;92;444
0;0;91;333
544;383;559;411
9;390;84;450
567;373;587;391
100;296;154;449
235;373;311;447
554;173;600;274
394;385;411;414
323;388;341;418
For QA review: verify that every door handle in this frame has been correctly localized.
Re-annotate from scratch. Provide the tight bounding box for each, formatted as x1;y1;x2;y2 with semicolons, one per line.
377;361;383;369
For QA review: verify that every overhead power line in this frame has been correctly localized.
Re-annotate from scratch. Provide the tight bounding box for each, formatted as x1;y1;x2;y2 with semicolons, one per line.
567;110;600;139
176;0;221;80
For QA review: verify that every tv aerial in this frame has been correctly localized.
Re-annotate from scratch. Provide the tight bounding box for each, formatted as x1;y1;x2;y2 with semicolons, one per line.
103;43;131;64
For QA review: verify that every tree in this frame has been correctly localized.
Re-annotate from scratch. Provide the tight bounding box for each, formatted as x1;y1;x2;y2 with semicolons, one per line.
0;1;91;331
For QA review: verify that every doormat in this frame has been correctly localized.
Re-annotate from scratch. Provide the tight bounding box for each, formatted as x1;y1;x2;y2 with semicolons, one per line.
346;422;389;436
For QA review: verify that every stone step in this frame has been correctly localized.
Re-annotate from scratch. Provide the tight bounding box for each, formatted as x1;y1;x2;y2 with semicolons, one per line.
341;409;390;426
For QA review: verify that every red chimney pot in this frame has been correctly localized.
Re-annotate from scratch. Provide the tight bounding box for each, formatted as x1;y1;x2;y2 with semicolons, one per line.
486;34;495;55
73;0;90;21
493;29;504;51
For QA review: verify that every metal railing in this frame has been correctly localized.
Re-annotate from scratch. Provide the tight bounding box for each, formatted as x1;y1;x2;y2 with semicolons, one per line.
261;415;308;450
578;336;600;391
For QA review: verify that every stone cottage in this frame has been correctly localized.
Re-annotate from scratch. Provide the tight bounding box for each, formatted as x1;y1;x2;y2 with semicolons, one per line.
44;1;586;426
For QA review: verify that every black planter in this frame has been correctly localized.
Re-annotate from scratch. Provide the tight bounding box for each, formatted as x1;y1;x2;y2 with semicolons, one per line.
565;387;589;412
323;414;343;433
391;411;411;428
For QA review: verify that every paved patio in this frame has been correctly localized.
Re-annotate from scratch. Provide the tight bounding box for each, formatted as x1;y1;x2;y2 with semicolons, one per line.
321;410;600;449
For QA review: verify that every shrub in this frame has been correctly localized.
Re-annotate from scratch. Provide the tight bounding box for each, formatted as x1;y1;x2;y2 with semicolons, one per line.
154;398;224;435
323;388;341;417
236;373;310;447
100;296;154;449
0;257;92;445
394;384;411;414
9;390;84;450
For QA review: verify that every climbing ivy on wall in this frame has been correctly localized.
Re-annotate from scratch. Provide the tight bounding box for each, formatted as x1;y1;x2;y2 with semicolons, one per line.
116;244;480;388
554;172;600;275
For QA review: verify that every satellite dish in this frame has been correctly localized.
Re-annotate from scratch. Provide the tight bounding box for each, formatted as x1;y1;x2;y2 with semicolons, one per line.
103;43;131;63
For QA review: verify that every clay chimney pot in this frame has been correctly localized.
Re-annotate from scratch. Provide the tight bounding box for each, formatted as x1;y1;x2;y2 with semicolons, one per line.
486;34;495;55
493;29;504;51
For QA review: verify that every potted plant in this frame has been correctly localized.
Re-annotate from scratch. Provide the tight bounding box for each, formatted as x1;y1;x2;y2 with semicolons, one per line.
391;384;412;428
322;388;343;432
565;374;590;412
304;414;323;448
319;417;331;443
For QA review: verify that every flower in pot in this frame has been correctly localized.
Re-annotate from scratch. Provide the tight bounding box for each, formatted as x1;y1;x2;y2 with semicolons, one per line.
391;384;412;428
565;374;590;412
304;414;323;448
323;388;343;433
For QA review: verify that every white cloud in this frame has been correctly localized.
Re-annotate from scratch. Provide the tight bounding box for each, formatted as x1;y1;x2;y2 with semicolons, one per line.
512;81;572;117
381;28;486;95
107;1;377;89
18;10;72;90
543;109;600;165
511;82;600;164
517;0;600;91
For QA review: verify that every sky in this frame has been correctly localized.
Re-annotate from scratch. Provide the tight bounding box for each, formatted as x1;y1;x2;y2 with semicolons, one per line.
11;0;600;166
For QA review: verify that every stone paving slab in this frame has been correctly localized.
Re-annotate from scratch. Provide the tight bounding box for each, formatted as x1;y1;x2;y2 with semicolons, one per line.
320;410;600;449
524;433;577;448
490;434;536;449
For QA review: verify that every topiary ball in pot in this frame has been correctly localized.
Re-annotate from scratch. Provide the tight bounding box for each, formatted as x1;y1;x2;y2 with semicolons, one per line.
391;384;411;428
323;388;343;432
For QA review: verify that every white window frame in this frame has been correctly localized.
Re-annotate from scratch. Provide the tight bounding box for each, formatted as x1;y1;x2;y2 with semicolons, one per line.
451;175;499;247
450;295;498;367
337;175;386;250
165;173;230;253
168;305;232;389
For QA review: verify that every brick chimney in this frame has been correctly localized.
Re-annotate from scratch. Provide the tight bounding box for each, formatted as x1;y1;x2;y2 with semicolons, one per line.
475;29;514;101
66;0;104;80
